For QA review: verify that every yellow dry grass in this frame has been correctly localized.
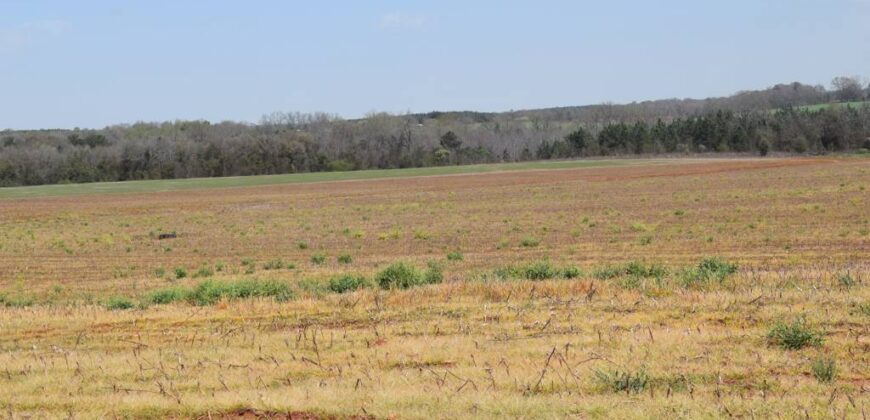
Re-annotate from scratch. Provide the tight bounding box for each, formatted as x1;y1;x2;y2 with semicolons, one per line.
0;157;868;419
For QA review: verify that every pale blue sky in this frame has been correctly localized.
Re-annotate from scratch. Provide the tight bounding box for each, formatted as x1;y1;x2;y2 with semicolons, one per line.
1;0;868;129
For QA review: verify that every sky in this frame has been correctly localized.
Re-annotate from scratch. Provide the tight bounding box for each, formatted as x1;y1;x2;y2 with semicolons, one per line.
1;0;868;129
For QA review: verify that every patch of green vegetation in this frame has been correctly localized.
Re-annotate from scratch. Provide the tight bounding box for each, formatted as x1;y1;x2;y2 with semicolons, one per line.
592;261;666;281
519;237;540;248
146;287;188;305
375;261;442;290
494;259;581;281
851;301;870;317
811;358;837;383
174;267;188;279
562;265;582;279
146;279;294;306
446;251;464;261
104;296;135;310
193;265;214;278
837;272;856;288
310;253;327;265
767;316;824;350
337;253;353;264
0;294;35;308
263;259;290;270
328;274;370;294
677;257;737;288
594;368;650;394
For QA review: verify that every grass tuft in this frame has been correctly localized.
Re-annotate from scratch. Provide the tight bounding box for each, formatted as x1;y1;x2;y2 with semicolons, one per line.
811;358;837;383
375;261;442;290
328;274;370;293
594;368;650;394
104;296;135;310
767;316;824;350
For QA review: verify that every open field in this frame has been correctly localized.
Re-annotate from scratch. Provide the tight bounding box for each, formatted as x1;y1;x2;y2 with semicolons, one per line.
0;159;629;200
0;157;868;418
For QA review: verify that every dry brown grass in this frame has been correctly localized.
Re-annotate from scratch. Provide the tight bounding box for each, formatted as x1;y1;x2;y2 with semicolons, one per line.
0;157;868;418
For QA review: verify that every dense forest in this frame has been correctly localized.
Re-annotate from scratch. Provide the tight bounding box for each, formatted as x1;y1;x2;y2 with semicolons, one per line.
1;78;869;187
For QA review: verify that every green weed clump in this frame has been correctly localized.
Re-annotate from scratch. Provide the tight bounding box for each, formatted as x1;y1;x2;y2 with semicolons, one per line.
0;294;35;308
328;275;370;293
193;265;214;278
677;257;737;288
446;251;464;261
146;279;294;306
592;266;623;280
494;260;581;281
375;261;442;290
174;267;188;279
104;296;135;310
592;261;666;281
310;253;327;265
146;287;187;305
811;358;837;383
594;368;650;394
838;272;856;288
337;253;353;264
767;316;824;350
562;265;582;279
519;237;540;248
263;259;290;270
521;260;559;280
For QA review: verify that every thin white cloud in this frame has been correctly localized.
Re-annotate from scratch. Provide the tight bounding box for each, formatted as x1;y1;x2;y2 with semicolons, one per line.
0;19;69;52
379;12;427;29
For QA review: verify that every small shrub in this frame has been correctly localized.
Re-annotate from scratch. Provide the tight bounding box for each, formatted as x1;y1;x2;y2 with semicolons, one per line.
630;222;651;232
811;358;837;383
297;241;309;250
376;262;425;290
297;278;328;296
495;261;581;281
337;254;353;264
193;265;214;278
594;368;649;394
446;251;464;261
413;230;432;240
154;267;166;278
625;261;666;279
0;294;35;308
520;237;540;248
310;253;327;265
852;301;870;316
838;272;856;288
174;267;188;279
328;275;370;293
105;296;134;310
424;261;444;284
562;265;582;279
593;266;622;280
678;257;737;288
263;259;286;270
186;279;294;306
767;317;824;350
147;287;187;305
521;260;558;280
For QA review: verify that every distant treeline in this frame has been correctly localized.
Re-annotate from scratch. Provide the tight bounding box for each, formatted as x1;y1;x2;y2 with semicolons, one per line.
1;80;869;187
